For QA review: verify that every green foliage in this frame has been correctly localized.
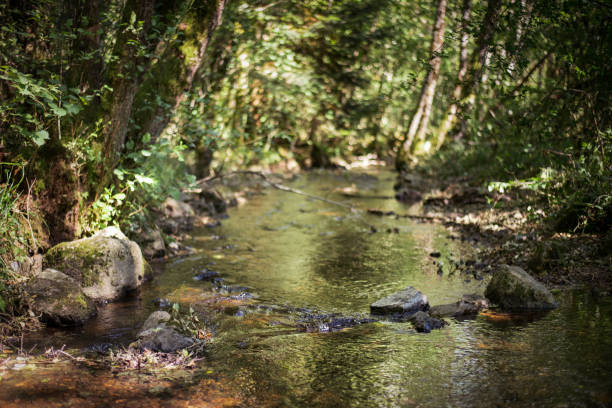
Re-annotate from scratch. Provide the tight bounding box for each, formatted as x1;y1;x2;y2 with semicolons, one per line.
0;166;27;313
0;65;86;149
194;0;430;169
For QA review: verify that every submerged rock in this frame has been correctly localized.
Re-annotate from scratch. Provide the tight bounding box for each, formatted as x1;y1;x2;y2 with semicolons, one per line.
26;269;97;326
370;287;429;315
131;311;194;353
485;265;557;310
409;311;446;333
297;314;377;333
44;227;144;302
430;294;489;318
193;269;220;281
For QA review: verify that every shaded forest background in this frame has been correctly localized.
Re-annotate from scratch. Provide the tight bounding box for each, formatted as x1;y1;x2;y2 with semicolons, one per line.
1;0;610;311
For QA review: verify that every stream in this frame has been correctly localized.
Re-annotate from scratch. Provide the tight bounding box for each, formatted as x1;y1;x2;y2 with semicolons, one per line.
2;168;612;407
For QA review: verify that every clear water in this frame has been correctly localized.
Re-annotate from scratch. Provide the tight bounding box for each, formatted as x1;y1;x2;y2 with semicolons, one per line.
3;168;612;407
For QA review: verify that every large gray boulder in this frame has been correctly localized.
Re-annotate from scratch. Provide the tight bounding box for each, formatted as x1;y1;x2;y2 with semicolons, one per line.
485;265;557;310
430;294;489;318
26;269;97;326
44;227;144;301
131;311;194;353
370;286;429;315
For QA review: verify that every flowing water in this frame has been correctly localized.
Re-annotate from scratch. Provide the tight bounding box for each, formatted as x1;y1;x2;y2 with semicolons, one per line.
2;168;612;407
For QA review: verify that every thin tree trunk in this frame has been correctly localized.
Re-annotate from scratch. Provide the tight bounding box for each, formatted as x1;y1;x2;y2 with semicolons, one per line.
401;0;447;155
453;0;502;140
436;0;472;149
508;0;532;74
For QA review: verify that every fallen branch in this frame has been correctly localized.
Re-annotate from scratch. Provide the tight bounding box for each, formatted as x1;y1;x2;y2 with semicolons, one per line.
198;171;354;209
366;209;443;222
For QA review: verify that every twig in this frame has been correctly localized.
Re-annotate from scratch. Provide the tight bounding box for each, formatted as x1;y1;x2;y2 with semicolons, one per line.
25;177;38;250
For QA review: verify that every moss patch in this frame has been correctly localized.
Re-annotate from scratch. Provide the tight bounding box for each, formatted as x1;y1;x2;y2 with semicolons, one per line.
44;237;109;287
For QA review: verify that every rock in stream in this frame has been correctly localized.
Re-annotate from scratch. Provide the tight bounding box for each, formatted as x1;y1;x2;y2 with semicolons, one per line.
26;268;97;326
485;265;557;310
131;311;195;353
430;294;489;318
370;286;429;315
43;227;144;302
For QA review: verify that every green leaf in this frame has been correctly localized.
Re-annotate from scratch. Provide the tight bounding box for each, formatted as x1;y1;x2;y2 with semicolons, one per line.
33;130;49;146
134;174;155;184
64;102;81;115
49;103;67;117
113;169;125;180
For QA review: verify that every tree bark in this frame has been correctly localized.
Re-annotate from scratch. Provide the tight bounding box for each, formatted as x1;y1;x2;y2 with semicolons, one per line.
400;0;447;156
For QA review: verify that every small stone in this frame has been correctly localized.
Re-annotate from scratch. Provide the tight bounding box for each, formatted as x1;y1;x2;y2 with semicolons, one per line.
141;310;171;331
153;298;172;309
131;311;194;353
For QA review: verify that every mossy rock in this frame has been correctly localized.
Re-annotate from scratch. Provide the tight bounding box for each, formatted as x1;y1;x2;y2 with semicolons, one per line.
485;265;557;310
26;269;97;326
44;227;144;301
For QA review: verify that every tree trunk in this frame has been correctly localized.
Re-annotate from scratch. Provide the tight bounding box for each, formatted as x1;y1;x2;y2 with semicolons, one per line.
449;0;502;141
100;0;155;183
400;0;447;157
435;0;471;149
137;0;229;144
